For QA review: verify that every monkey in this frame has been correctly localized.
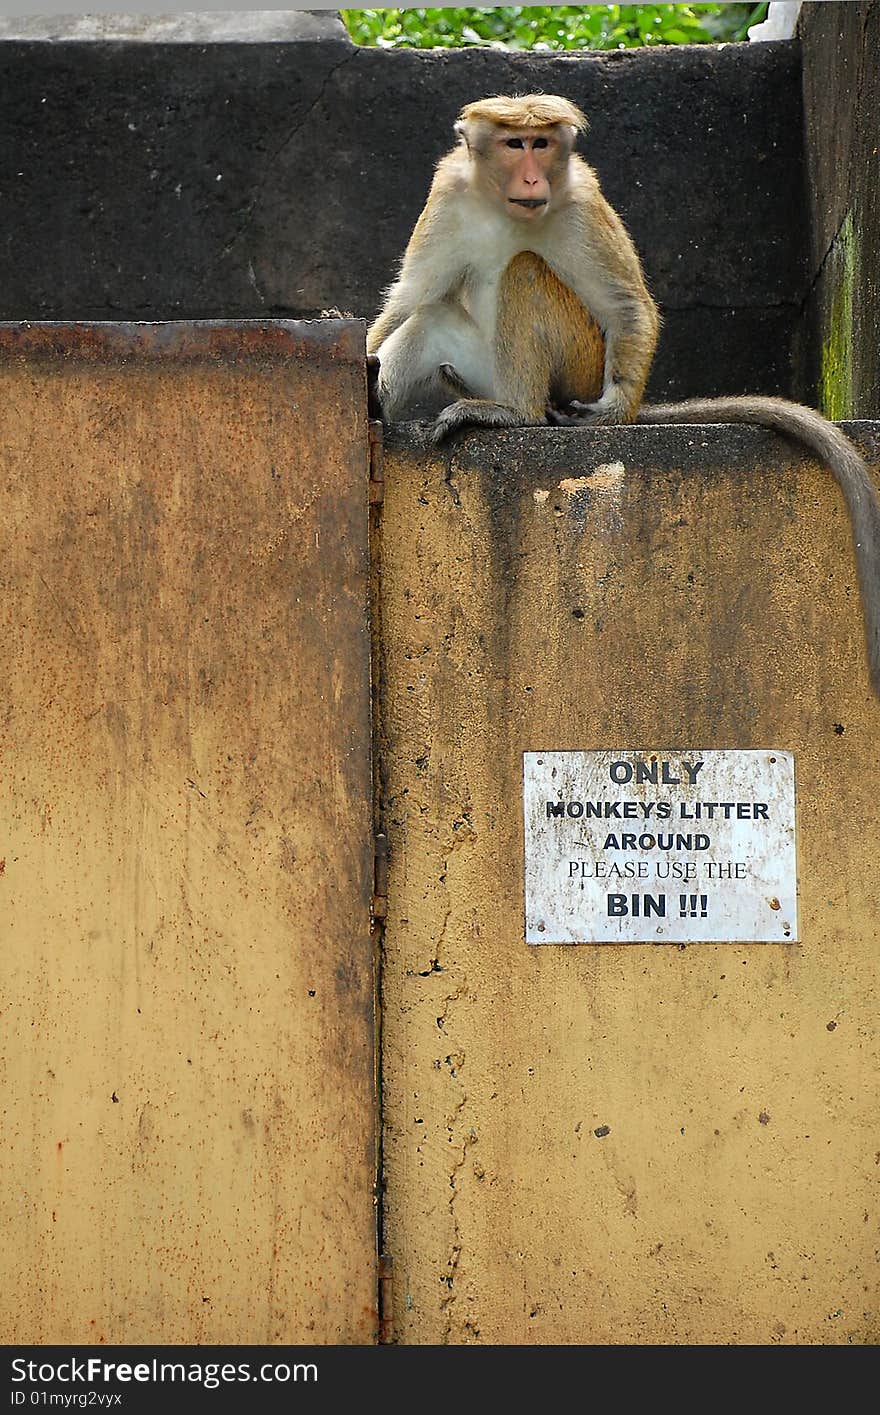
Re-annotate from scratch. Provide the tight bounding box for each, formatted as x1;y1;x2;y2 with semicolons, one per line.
366;92;880;695
367;94;651;435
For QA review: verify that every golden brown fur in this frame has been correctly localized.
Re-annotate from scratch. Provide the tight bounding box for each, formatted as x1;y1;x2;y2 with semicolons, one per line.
495;251;605;415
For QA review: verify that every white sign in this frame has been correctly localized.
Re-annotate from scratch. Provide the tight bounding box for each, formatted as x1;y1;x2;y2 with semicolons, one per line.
523;750;797;944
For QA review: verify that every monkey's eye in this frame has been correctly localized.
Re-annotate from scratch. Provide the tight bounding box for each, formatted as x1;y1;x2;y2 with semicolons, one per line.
504;137;525;149
532;137;549;149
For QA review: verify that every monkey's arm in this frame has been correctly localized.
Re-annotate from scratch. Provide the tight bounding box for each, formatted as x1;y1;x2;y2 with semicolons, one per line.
548;191;659;424
366;182;469;356
366;285;420;355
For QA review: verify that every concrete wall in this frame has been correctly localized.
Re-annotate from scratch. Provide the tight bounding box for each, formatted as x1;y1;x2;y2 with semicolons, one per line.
0;24;806;401
377;419;880;1343
798;0;880;418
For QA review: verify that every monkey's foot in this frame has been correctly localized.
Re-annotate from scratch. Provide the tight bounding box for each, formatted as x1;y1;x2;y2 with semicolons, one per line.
431;399;524;444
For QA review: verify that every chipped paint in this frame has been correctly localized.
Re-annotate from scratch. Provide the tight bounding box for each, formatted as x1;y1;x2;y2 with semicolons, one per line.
591;460;626;487
558;475;593;494
558;463;625;496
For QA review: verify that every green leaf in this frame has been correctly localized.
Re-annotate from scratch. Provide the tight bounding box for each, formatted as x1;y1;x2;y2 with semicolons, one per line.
341;5;766;51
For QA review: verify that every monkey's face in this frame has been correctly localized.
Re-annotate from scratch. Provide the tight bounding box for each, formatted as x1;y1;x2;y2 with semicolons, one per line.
490;125;570;221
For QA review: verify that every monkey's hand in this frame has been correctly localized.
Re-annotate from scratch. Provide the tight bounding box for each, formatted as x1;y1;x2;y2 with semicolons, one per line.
547;401;594;425
547;385;632;427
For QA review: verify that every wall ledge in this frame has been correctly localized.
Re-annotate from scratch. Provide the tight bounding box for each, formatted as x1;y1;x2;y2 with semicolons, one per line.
0;10;350;44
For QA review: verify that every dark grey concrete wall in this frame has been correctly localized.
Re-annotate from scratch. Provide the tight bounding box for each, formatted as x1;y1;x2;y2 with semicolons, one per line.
0;27;807;400
798;0;880;418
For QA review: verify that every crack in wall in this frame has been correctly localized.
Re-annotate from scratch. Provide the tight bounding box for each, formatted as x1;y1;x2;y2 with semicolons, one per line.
406;895;451;985
435;985;461;1032
438;1084;476;1343
216;47;359;285
804;208;858;309
444;460;463;510
856;2;874;114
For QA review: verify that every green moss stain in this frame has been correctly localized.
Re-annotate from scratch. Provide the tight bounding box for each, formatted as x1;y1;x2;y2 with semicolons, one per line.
820;212;857;420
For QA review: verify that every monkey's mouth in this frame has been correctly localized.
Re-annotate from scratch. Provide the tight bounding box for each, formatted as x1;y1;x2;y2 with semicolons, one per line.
508;198;547;209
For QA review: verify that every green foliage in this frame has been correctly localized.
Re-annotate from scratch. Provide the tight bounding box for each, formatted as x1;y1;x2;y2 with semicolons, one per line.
341;5;770;51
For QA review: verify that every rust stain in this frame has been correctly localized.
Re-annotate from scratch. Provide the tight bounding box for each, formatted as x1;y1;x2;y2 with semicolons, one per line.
0;319;365;368
278;837;297;874
1;318;377;1345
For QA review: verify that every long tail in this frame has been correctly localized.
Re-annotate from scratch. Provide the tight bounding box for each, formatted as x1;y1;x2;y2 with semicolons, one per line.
638;396;880;696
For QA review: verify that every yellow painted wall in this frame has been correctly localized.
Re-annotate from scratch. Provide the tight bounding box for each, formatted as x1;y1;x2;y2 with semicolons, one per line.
378;422;880;1344
0;324;376;1344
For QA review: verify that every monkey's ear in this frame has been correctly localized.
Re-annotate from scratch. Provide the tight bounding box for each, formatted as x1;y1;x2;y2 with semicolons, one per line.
558;122;582;156
454;118;472;149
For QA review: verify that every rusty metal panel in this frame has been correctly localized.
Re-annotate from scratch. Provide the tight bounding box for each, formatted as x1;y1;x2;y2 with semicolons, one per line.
0;321;376;1343
378;422;880;1345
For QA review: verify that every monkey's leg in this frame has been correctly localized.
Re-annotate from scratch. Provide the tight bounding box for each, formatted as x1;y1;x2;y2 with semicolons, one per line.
544;284;605;413
433;252;606;442
433;255;553;441
536;272;619;426
430;363;525;444
373;304;494;422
